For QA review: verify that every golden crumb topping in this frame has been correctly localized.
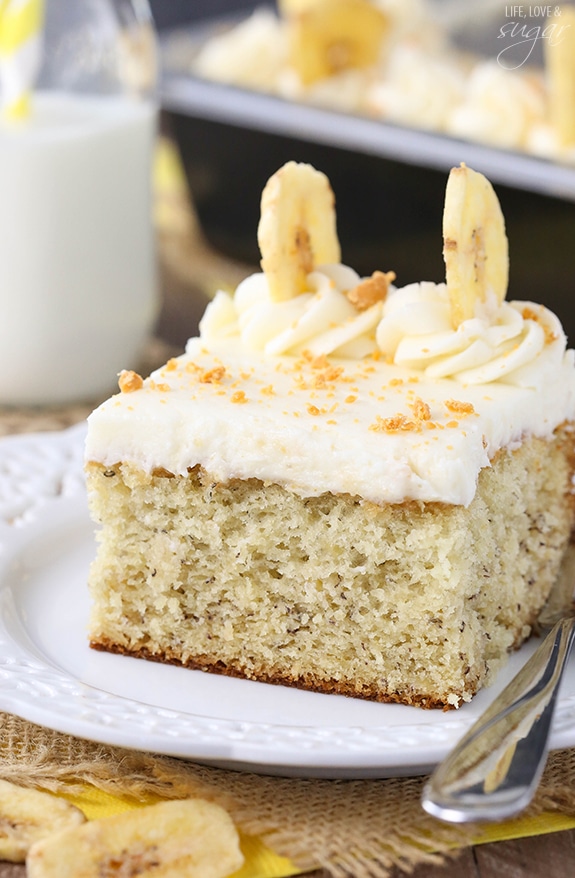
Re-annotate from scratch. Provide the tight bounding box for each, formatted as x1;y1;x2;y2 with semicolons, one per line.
308;352;330;369
118;370;143;393
312;366;344;388
231;390;248;404
445;399;475;415
521;306;558;344
149;380;171;393
346;270;396;311
369;413;419;433
200;366;227;384
411;398;431;420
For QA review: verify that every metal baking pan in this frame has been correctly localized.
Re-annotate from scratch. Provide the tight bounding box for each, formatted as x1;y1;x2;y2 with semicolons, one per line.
158;12;575;341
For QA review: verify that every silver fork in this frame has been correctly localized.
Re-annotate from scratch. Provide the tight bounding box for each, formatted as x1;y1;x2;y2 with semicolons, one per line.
421;602;575;823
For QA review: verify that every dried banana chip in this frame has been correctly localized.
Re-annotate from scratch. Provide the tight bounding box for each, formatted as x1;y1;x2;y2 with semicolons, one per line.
283;0;389;85
257;160;341;301
0;778;85;863
443;162;508;327
26;797;244;878
545;6;575;146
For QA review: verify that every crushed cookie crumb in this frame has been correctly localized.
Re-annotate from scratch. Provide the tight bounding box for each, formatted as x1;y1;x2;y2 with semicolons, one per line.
200;366;226;384
345;395;357;403
231;390;248;404
311;365;344;389
149;380;171;393
522;306;558;343
165;358;179;371
445;399;475;415
307;404;321;416
260;384;275;396
301;351;333;371
446;420;459;428
522;306;538;321
411;398;431;420
369;413;419;433
346;270;396;311
388;378;403;387
118;370;143;393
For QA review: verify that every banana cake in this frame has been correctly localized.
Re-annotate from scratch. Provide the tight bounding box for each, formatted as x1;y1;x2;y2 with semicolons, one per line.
84;161;575;709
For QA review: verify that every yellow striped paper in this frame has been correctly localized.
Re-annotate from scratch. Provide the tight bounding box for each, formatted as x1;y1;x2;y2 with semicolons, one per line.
0;0;44;120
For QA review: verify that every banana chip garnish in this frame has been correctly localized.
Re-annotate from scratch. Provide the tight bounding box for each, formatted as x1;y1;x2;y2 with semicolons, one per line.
0;779;85;863
280;0;389;86
443;163;509;328
545;5;575;147
257;161;341;301
27;798;244;878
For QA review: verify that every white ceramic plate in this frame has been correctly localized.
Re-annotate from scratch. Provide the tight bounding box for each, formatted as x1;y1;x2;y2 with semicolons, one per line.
1;425;575;779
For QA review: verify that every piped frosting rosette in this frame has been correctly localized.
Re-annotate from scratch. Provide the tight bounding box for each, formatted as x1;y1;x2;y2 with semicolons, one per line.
375;281;571;388
200;264;384;360
200;268;571;389
201;160;573;390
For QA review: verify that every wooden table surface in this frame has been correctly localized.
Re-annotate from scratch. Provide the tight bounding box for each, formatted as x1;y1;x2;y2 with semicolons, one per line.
2;829;575;877
3;178;575;878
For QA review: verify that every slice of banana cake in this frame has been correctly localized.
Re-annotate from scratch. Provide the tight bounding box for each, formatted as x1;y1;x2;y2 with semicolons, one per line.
84;161;575;708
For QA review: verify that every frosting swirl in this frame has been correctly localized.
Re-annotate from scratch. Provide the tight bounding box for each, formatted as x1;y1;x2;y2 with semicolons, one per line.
200;265;383;359
376;281;568;387
200;269;569;388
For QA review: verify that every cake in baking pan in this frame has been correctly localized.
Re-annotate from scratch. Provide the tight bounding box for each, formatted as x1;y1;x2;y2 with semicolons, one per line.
85;160;575;708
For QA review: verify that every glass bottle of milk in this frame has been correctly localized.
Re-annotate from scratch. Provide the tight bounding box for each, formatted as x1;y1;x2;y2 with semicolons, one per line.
0;0;159;405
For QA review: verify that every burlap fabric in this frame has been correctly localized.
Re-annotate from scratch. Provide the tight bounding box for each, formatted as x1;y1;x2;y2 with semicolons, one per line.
1;711;575;878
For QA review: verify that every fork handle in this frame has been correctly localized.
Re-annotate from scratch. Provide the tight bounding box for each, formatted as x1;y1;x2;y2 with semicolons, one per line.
421;617;575;823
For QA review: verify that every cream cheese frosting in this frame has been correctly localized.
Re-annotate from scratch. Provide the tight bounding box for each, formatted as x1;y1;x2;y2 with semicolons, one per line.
85;267;575;507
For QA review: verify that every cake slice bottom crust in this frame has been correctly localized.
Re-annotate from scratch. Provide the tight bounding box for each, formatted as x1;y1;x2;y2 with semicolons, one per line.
86;426;575;709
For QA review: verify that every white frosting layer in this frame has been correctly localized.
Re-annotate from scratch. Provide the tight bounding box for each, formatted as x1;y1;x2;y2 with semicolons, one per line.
86;273;575;507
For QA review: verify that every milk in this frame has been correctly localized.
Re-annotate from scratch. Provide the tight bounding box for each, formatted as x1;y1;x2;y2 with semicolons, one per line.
0;92;158;405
